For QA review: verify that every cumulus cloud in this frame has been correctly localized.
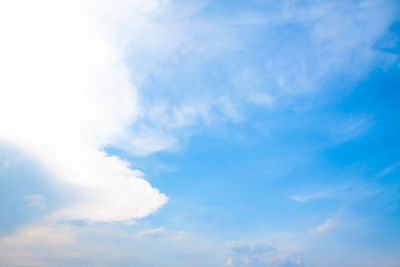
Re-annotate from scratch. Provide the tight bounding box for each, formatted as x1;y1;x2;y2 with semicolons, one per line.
308;218;338;235
225;241;303;267
0;0;167;223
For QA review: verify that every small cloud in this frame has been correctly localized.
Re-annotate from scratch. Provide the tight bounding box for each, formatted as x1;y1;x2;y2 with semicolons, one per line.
292;183;382;205
291;192;333;203
23;194;46;209
380;161;400;177
137;227;165;238
123;219;137;226
308;218;338;235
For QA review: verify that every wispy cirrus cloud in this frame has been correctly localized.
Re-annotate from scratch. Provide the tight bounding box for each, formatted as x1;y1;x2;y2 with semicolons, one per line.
291;192;333;203
137;227;166;238
291;182;383;204
308;218;338;235
380;161;400;177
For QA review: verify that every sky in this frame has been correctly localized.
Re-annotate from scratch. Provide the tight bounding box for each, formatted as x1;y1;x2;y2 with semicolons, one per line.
0;0;399;266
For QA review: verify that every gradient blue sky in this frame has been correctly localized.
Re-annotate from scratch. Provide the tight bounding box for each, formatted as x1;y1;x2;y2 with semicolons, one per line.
1;0;400;266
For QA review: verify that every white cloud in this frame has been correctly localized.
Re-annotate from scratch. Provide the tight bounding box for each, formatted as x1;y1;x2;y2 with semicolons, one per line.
308;218;338;235
233;0;397;105
137;227;166;238
0;0;167;223
24;194;47;209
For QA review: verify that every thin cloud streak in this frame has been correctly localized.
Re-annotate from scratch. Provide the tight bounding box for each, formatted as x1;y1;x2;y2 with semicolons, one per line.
308;218;338;235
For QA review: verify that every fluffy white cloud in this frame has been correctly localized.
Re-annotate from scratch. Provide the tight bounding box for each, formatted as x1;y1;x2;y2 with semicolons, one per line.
0;0;167;222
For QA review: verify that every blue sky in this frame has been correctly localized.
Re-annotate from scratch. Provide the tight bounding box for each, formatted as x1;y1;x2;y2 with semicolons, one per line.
0;0;400;266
